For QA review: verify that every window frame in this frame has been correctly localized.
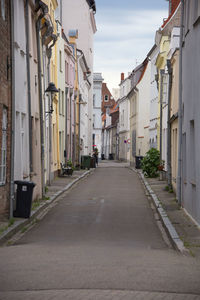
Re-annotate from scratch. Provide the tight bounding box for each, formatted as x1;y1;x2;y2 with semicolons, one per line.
104;95;109;102
1;0;5;21
0;108;7;185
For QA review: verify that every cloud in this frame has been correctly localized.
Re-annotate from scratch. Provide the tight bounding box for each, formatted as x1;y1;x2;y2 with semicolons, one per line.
94;8;168;91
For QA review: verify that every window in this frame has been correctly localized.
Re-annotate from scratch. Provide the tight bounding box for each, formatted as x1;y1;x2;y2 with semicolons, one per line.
104;95;109;102
93;94;96;107
59;50;62;72
0;108;7;185
59;89;61;114
65;61;69;84
190;120;195;181
93;114;95;128
31;13;37;59
1;0;5;20
62;91;64;115
182;133;186;181
21;113;26;175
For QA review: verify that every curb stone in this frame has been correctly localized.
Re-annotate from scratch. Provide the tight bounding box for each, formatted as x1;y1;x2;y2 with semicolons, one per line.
129;167;189;255
0;170;93;246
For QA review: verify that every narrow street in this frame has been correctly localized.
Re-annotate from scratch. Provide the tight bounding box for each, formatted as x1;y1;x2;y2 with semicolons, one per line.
0;162;200;300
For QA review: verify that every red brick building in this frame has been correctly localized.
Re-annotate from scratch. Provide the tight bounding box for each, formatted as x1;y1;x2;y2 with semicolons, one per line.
101;82;115;115
0;0;12;217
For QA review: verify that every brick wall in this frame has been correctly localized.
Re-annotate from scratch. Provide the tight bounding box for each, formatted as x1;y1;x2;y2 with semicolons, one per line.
102;83;115;114
0;0;12;217
111;111;119;126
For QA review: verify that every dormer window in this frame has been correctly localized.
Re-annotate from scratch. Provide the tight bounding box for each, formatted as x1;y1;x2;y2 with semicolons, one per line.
104;95;109;102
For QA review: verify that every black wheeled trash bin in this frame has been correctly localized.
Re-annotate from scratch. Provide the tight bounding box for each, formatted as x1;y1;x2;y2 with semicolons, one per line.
14;181;36;218
109;153;114;160
81;155;91;170
135;156;143;169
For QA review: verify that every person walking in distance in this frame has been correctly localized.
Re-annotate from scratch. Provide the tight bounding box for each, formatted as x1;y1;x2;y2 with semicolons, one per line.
93;148;99;166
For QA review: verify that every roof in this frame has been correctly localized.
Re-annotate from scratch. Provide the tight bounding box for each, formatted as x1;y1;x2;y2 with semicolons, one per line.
110;102;119;115
162;0;180;28
137;60;148;84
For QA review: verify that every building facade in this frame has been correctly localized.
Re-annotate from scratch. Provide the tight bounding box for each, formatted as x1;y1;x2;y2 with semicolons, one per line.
118;73;131;162
148;45;159;150
181;0;200;225
0;0;12;216
93;73;103;157
62;0;97;157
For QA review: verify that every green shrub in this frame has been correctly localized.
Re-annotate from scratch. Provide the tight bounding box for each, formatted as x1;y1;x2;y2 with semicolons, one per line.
141;148;160;177
67;159;75;170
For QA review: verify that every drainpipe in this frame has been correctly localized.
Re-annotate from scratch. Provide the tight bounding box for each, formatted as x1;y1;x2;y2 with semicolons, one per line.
177;0;184;205
79;95;81;164
159;69;165;161
65;87;68;164
167;59;173;188
60;0;62;24
25;0;33;175
73;93;77;165
10;0;15;219
46;37;57;185
47;51;52;185
36;7;47;197
69;88;73;160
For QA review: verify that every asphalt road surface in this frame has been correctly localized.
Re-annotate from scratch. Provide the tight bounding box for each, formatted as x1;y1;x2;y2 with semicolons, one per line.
0;162;200;299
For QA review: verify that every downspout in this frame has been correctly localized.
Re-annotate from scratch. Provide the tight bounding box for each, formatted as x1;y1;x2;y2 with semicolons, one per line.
46;51;52;185
46;36;57;185
77;52;83;165
159;69;165;161
79;95;81;164
177;0;184;205
69;89;73;160
73;93;77;165
60;0;62;24
10;0;15;219
65;87;68;164
36;8;46;197
167;60;173;188
25;0;33;175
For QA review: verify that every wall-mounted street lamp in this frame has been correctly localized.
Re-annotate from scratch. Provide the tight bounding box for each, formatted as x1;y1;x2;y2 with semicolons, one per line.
45;82;59;114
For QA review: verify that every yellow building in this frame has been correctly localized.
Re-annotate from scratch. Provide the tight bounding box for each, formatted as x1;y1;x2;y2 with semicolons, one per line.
69;32;79;165
39;0;58;183
155;35;170;167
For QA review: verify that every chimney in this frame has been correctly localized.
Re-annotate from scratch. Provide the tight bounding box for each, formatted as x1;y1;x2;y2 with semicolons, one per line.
121;73;124;82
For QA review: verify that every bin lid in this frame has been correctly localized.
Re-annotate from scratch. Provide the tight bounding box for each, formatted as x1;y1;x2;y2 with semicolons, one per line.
14;180;36;187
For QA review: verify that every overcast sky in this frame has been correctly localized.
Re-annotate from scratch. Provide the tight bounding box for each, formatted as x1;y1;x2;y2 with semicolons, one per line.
94;0;169;91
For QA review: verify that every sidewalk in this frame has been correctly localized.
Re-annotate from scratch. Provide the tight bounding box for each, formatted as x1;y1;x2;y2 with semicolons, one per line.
138;170;200;258
0;169;93;245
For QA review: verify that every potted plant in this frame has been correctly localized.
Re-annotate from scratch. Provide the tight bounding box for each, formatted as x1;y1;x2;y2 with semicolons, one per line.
66;159;74;176
158;160;165;171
